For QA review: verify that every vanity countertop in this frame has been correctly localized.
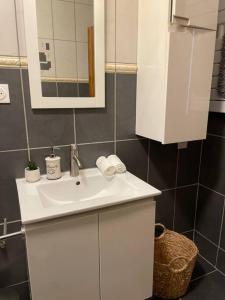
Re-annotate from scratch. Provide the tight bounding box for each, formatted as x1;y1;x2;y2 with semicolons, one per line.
16;168;161;224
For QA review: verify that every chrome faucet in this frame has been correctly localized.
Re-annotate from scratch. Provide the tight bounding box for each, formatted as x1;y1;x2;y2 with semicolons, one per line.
70;144;82;177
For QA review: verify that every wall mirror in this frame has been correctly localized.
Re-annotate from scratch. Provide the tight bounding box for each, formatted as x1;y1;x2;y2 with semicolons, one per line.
23;0;105;108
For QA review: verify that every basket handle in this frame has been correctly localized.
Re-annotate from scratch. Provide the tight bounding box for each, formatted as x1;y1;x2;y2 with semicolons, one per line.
168;256;189;273
155;223;166;240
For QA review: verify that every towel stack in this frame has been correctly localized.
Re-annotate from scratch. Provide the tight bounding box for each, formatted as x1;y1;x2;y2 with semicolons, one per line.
96;155;126;176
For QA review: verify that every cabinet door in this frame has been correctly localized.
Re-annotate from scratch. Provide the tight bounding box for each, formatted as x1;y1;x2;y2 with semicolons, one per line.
165;29;216;143
25;213;100;300
99;200;155;300
172;0;219;30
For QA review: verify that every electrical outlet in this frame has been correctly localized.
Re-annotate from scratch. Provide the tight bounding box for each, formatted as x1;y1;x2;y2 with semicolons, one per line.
0;84;10;103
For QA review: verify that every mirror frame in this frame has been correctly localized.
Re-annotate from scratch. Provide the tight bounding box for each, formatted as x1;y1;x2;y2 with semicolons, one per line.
23;0;105;109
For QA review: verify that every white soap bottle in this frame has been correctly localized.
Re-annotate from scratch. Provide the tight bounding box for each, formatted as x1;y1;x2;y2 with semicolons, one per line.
45;147;62;180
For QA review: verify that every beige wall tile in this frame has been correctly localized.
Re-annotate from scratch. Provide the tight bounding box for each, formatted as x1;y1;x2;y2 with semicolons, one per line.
105;0;115;63
54;40;77;78
0;0;18;56
52;0;75;41
116;0;138;63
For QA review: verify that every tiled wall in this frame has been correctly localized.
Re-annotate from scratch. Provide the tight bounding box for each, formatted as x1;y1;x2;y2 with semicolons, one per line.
37;0;93;81
0;0;206;299
194;113;225;275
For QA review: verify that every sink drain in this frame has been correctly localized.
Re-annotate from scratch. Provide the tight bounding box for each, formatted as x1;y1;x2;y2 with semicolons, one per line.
76;181;81;186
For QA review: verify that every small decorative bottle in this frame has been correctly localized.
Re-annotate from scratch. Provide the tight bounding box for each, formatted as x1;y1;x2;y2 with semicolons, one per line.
45;147;62;180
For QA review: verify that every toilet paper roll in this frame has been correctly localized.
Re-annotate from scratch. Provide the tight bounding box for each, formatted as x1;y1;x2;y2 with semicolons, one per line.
107;155;126;173
96;156;116;176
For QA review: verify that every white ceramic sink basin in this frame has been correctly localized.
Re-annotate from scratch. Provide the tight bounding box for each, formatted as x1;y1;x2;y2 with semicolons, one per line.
16;168;161;224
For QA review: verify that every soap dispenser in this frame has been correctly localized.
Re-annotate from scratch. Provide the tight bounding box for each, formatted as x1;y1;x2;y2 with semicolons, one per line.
45;147;62;180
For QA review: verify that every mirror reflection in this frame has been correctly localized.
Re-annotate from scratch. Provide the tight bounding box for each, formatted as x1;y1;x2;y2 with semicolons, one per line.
36;0;95;98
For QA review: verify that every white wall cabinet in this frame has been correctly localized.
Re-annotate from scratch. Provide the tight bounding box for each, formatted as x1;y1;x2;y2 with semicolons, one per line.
25;199;155;300
172;0;218;30
136;0;219;144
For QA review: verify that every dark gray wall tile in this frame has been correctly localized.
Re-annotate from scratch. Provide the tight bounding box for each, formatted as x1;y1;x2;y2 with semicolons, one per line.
207;112;225;137
183;230;194;240
78;83;89;97
57;82;78;97
219;214;225;250
0;151;28;221
116;139;148;181
76;74;114;143
217;248;225;274
0;180;21;222
196;186;224;245
41;82;57;97
0;69;27;151
200;135;225;195
155;190;175;230
116;74;137;140
6;282;30;300
30;146;70;175
148;140;178;190
0;234;28;288
177;141;201;187
195;232;218;265
174;185;197;233
22;70;74;148
0;288;19;299
78;142;114;169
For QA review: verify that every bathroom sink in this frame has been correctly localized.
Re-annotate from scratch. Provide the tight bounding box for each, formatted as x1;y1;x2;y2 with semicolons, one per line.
16;168;161;224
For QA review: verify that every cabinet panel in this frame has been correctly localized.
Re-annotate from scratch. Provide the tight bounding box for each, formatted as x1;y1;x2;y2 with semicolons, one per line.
25;213;100;300
99;200;155;300
165;29;216;143
172;0;219;30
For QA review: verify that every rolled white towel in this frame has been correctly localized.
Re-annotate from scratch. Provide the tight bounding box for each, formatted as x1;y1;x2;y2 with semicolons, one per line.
96;156;116;176
107;155;126;173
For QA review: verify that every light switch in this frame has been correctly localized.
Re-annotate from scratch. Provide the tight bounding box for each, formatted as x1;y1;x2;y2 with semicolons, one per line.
0;84;10;104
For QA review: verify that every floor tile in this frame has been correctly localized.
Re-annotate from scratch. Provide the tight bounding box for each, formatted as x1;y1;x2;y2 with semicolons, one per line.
182;272;225;300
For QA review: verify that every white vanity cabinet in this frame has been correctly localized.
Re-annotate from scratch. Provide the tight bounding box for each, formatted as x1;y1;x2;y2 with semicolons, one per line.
25;199;155;300
25;213;100;300
99;200;155;300
136;0;219;144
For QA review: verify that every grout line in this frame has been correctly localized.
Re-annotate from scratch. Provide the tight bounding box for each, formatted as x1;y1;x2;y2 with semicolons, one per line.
5;280;28;289
181;229;194;235
198;253;216;268
191;270;217;283
196;230;219;248
193;140;204;242
216;197;225;265
14;0;30;161
147;140;150;182
114;0;117;155
199;183;225;197
78;140;115;146
0;148;28;153
73;109;77;144
172;147;180;230
207;133;225;140
50;0;59;97
116;137;145;142
161;183;198;192
219;246;225;253
198;253;225;277
0;219;21;226
30;144;71;150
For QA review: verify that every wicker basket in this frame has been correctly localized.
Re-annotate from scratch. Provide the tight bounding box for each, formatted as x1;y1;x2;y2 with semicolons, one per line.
153;224;198;299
